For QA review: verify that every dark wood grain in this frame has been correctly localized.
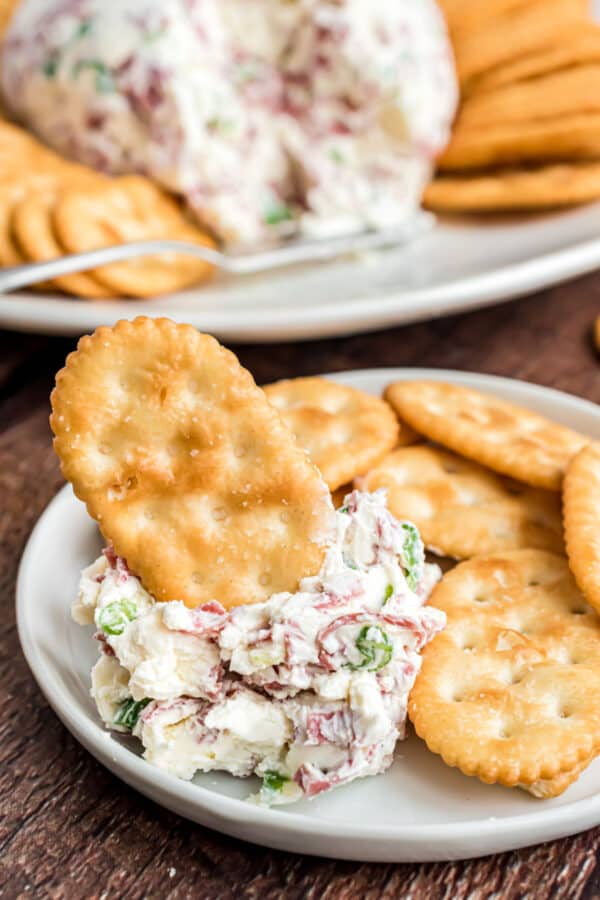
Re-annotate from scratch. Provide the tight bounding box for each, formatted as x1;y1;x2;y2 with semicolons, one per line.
1;280;600;899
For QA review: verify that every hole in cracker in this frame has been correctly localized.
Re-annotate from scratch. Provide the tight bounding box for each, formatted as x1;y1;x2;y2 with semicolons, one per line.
442;463;461;474
99;442;111;455
571;607;588;616
159;386;168;406
213;507;228;522
528;580;541;587
259;572;272;587
504;484;523;496
191;572;203;584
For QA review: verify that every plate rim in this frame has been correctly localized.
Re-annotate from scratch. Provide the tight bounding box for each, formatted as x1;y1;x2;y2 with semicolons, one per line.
3;218;600;341
16;367;600;861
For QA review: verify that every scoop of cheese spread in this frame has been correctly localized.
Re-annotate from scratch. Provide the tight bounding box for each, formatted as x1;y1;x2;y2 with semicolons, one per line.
74;490;444;804
2;0;457;246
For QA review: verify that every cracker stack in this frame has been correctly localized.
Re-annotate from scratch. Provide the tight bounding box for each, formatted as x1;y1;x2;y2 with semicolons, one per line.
428;0;600;213
0;122;215;297
352;377;600;797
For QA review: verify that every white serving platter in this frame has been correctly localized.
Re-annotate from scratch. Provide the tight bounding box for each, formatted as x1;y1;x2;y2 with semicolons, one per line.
3;204;600;342
16;368;600;862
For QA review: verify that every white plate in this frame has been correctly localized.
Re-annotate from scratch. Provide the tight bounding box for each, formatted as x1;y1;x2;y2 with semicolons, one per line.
16;367;600;862
4;204;600;341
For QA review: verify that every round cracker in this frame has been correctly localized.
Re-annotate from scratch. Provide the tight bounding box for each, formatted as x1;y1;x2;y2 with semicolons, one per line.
384;381;588;491
53;176;216;298
438;0;529;35
13;192;114;299
438;112;600;172
410;550;600;795
50;317;336;610
452;0;588;86
466;23;600;96
359;445;564;558
263;376;400;491
459;64;600;130
424;163;600;213
563;443;600;614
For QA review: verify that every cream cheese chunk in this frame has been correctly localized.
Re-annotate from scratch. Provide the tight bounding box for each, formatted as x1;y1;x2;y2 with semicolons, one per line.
74;490;445;804
2;0;457;246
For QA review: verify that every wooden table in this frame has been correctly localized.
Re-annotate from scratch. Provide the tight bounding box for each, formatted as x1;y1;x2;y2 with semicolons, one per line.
2;281;600;898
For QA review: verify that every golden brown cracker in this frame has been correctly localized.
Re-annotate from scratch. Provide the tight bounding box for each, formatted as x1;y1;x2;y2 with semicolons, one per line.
359;445;564;558
525;753;595;798
459;64;600;130
331;484;353;509
263;377;399;491
13;192;115;298
424;163;600;213
409;550;600;795
50;317;336;610
453;0;588;87
438;0;532;35
466;23;600;95
438;113;600;171
0;0;19;39
563;443;600;615
384;381;588;491
53;176;216;297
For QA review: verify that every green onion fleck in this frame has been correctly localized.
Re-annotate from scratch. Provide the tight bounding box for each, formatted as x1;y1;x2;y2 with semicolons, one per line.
73;59;116;93
114;697;151;730
329;148;344;163
401;522;424;592
74;19;93;39
144;26;167;43
339;505;349;514
382;584;394;606
42;57;59;78
262;770;290;792
346;625;393;672
263;202;293;226
98;599;138;636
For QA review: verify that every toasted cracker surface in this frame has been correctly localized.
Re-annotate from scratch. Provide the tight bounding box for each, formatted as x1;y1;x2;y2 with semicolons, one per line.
385;381;587;491
452;0;588;86
263;377;399;491
424;163;600;213
438;0;531;35
467;23;600;95
459;64;600;129
438;112;600;171
359;445;564;558
53;176;215;297
563;443;600;615
409;550;600;795
51;318;335;609
13;192;114;298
